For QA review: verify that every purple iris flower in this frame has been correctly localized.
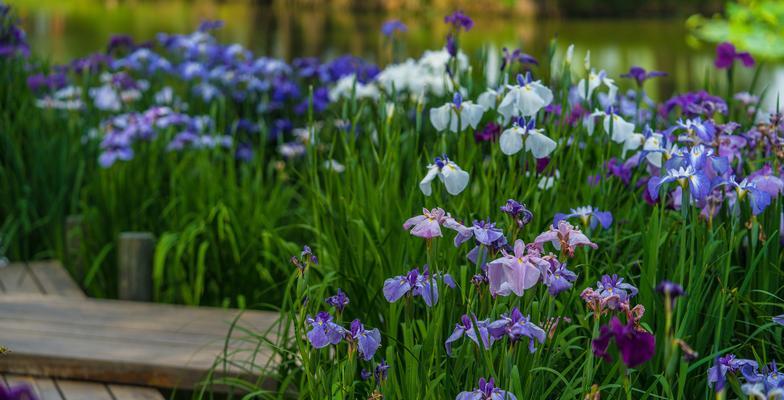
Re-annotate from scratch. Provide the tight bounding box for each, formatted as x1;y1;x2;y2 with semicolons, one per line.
475;122;502;142
714;42;755;69
0;382;36;400
445;34;458;57
656;280;685;307
198;19;224;32
581;274;638;313
500;199;533;228
456;378;517;400
444;10;474;32
553;206;613;230
740;361;784;398
647;162;710;202
500;47;538;71
305;311;348;349
540;256;578;297
445;314;493;355
374;359;390;382
714;175;773;215
660;90;728;118
452;219;506;247
234;142;254;163
381;19;407;37
325;289;350;313
488;307;546;353
605;157;634;185
774;315;784;326
382;266;453;307
620;66;666;86
348;319;381;361
707;354;759;388
592;317;655;368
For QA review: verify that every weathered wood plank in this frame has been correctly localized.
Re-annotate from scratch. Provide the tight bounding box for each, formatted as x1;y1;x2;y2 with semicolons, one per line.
0;264;44;295
107;384;165;400
56;380;113;400
0;294;279;389
27;261;85;298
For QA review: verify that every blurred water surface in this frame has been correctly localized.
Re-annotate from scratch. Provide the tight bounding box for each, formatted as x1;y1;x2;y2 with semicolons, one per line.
8;0;783;103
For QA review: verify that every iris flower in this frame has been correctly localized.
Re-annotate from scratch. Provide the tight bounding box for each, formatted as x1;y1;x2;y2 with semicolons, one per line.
325;289;349;313
714;175;773;215
382;266;453;307
714;42;755;69
540;256;578;296
488;307;546;353
647;164;710;202
403;207;455;239
707;354;759;388
381;19;407;37
486;239;542;297
430;92;486;133
419;155;470;196
498;117;557;159
498;73;553;120
306;311;348;349
553;206;612;230
577;69;618;101
456;378;517;400
348;319;381;361
592;316;655;368
445;314;493;355
620;66;666;86
533;220;598;257
741;362;784;399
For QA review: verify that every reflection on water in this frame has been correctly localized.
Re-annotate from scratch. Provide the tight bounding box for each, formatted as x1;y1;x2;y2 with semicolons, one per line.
8;0;784;105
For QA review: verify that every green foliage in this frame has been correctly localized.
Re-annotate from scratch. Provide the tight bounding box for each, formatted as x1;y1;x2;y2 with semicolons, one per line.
689;0;784;59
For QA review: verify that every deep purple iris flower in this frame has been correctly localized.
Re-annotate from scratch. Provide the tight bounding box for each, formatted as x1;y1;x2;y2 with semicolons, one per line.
444;10;474;32
305;311;348;349
456;378;517;400
381;19;408;37
445;314;493;355
348;319;381;361
501;47;538;71
475;122;502;142
592;317;655;368
500;199;534;228
325;288;350;313
382;266;454;307
714;42;755;69
660;90;728;118
488;307;546;353
605;157;634;185
656;280;685;307
620;66;666;86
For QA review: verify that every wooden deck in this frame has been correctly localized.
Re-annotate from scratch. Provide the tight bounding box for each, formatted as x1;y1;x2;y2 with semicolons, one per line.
0;261;279;396
2;374;163;400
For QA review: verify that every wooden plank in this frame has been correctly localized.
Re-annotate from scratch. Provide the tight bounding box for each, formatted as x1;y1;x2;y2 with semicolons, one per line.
0;264;44;295
26;261;85;298
56;380;113;400
0;294;279;389
108;384;165;400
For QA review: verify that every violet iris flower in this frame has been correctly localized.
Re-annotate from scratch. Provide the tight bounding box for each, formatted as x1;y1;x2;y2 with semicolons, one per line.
348;319;381;361
620;66;666;86
500;47;538;71
647;162;710;202
381;19;407;37
660;90;728;118
475;122;502;142
500;199;533;228
445;314;493;355
540;256;578;296
488;307;546;353
444;10;474;32
581;274;638;313
486;239;542;297
714;175;773;215
656;280;685;307
325;289;350;313
382;266;454;307
714;42;755;69
456;378;517;400
707;354;759;388
448;219;509;265
305;311;348;349
533;220;598;258
592;316;655;368
774;315;784;326
741;361;784;399
553;206;613;230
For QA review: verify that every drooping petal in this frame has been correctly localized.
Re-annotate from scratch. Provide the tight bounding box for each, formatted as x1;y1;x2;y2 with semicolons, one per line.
307;326;331;348
524;130;557;159
357;328;381;360
440;162;470;195
461;102;486;129
593;211;613;229
499;127;524;155
430;104;452;131
419;165;439;196
383;277;411;303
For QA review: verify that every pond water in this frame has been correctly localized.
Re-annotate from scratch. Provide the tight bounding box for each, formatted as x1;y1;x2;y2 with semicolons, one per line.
8;0;784;106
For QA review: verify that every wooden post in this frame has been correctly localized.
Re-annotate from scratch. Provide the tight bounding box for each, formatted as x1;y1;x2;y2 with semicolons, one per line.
118;232;155;301
64;214;85;281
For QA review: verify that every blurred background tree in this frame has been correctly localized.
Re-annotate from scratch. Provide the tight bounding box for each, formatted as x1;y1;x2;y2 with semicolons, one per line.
688;0;784;59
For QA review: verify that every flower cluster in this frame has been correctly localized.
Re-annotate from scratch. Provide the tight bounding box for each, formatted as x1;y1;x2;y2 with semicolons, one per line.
305;311;381;361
